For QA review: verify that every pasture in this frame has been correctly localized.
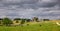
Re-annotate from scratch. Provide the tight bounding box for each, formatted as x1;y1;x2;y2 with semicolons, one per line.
0;21;60;31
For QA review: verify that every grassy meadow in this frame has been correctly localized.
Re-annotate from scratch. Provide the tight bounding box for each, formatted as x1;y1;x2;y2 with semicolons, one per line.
0;20;60;31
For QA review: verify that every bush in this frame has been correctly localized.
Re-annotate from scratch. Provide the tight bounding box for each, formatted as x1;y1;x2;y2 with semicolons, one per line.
27;24;29;26
16;20;19;23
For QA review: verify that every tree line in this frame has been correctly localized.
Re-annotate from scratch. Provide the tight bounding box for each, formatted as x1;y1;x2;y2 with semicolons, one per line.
0;17;50;26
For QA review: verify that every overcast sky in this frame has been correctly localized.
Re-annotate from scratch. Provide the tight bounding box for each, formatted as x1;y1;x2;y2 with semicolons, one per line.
0;0;60;19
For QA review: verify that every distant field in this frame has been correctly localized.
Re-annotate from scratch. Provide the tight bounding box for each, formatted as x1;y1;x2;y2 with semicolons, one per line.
0;21;60;31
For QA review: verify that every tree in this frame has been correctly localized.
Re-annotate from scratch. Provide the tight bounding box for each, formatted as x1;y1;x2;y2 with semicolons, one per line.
0;18;3;24
21;19;25;24
0;21;1;24
14;18;21;23
33;17;39;22
0;18;3;20
43;19;50;21
3;17;13;26
14;18;21;21
26;19;31;22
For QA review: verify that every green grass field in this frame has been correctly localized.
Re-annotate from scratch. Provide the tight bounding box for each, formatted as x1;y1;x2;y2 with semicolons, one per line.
0;21;60;31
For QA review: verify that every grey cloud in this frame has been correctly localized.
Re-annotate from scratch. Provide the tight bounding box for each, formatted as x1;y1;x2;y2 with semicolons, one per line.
1;0;37;4
0;0;60;19
0;0;58;8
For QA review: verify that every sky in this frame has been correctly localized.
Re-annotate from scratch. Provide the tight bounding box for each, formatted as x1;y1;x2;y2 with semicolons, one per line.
0;0;60;19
